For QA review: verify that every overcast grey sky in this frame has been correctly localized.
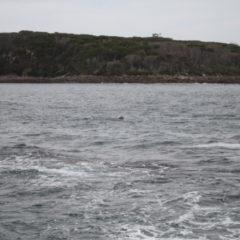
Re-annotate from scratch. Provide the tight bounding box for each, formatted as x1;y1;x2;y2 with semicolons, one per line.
0;0;240;44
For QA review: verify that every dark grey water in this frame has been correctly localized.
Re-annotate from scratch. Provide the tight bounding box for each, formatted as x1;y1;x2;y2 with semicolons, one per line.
1;83;240;240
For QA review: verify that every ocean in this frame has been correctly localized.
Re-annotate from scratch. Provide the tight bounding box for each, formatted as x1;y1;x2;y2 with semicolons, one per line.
0;83;240;239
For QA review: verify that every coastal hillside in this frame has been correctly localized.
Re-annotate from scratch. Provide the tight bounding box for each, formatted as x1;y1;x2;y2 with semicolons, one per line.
0;31;240;77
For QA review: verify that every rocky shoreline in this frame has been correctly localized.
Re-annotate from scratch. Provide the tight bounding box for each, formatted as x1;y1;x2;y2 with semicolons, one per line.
1;75;240;84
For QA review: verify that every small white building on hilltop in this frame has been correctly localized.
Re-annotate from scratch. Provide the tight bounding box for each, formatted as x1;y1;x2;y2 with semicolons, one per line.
152;33;162;37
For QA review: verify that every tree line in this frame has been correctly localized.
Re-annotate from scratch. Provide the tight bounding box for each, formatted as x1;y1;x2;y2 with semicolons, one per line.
0;31;240;77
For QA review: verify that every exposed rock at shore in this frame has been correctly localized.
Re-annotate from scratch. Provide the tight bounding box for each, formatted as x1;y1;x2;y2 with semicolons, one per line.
1;75;240;84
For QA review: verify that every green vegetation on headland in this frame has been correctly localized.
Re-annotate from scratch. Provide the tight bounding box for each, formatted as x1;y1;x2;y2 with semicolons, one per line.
0;31;240;80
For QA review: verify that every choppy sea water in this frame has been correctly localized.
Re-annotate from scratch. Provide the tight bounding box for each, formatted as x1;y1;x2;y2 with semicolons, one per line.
0;83;240;240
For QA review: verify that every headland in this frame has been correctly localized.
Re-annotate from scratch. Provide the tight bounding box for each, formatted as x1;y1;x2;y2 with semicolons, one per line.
0;31;240;83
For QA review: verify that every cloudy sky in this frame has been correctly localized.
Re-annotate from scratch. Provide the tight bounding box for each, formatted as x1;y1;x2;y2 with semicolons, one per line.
0;0;240;44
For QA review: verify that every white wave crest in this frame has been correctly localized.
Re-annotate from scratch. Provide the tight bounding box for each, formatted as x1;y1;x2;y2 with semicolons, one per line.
193;143;240;149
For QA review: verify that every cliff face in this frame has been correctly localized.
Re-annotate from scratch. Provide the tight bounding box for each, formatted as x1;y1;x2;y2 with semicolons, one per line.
0;31;240;77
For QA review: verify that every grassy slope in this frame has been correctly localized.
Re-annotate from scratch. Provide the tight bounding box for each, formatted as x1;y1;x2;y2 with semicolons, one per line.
0;31;240;77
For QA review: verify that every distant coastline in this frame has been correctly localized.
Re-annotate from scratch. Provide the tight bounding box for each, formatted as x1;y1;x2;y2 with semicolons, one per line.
1;31;240;79
1;75;240;84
